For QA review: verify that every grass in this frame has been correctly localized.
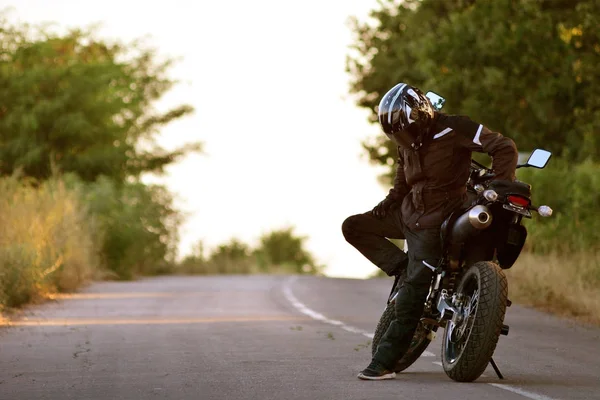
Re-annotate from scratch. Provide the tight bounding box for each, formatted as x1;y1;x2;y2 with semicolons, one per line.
505;252;600;326
0;176;100;311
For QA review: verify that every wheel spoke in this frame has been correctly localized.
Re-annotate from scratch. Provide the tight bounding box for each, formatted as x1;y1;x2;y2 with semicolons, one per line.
468;289;479;316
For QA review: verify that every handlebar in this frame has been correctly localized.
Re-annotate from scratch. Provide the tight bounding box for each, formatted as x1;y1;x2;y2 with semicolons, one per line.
476;172;496;182
469;160;495;183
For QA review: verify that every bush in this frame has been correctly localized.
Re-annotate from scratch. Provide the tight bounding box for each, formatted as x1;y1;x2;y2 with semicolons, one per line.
517;158;600;253
178;239;256;275
0;171;185;312
79;176;182;279
0;176;99;309
254;227;322;274
177;227;323;275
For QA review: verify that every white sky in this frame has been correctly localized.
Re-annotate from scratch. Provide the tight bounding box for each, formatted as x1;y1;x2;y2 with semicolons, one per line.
2;0;391;278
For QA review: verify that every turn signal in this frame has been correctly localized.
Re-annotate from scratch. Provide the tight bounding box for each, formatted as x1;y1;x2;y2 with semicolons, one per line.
483;190;498;202
538;205;553;217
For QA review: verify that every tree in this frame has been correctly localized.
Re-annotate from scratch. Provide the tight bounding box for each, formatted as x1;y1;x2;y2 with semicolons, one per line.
254;227;321;274
0;16;200;183
347;0;600;181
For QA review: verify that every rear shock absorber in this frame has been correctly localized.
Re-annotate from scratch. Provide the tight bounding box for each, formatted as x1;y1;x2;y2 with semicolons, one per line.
444;271;458;295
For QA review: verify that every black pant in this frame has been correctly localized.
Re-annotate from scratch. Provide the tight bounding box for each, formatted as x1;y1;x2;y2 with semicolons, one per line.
342;207;442;369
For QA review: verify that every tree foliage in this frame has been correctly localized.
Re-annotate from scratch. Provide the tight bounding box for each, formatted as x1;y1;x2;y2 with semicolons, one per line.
0;15;200;280
74;175;183;279
254;227;321;274
0;16;200;182
347;0;600;179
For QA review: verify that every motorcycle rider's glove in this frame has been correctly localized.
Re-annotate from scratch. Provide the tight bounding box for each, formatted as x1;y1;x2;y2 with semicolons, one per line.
371;197;400;219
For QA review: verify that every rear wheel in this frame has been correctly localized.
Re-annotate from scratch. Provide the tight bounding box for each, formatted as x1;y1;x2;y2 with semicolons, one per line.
442;261;508;382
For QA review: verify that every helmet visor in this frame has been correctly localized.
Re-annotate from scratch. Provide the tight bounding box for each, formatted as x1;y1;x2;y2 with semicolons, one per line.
386;126;418;149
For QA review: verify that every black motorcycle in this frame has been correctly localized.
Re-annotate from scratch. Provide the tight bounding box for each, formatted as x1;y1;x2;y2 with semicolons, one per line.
371;128;553;381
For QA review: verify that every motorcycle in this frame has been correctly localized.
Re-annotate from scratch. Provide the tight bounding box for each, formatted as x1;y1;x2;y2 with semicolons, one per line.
371;92;553;382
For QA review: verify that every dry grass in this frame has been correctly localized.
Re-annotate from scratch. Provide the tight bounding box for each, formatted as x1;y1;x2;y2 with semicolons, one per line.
505;252;600;326
0;177;100;310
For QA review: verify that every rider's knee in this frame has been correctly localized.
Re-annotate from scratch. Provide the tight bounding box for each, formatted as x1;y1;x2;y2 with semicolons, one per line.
341;215;361;241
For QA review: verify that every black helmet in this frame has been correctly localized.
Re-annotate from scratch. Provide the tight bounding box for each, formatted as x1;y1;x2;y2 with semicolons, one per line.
377;83;435;149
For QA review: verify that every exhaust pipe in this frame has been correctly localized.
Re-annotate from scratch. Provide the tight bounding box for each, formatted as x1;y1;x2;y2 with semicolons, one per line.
450;205;493;244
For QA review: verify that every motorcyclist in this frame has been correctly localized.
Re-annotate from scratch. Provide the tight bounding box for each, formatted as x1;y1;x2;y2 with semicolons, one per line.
342;83;518;380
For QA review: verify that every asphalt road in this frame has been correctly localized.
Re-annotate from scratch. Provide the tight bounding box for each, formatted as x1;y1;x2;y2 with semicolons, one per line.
1;275;599;400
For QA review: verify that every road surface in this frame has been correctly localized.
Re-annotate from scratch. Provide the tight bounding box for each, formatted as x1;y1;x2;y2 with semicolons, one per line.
1;275;599;400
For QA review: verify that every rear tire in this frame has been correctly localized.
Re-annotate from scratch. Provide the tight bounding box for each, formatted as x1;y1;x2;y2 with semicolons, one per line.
442;261;508;382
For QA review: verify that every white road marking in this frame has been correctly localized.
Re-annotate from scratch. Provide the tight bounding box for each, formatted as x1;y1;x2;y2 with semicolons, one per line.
283;277;434;356
488;384;559;400
285;277;558;400
283;278;373;338
432;361;559;400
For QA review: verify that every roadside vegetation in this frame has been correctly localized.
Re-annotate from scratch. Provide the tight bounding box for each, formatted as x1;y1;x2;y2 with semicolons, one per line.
0;15;321;314
0;176;98;308
508;161;600;325
0;14;197;311
349;0;600;324
177;227;322;276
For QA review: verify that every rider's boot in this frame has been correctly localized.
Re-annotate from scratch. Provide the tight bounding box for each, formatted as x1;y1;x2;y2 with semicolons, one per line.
357;360;396;380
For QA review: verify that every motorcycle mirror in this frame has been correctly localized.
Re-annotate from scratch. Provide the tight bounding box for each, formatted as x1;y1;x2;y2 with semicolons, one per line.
425;91;445;111
525;149;552;169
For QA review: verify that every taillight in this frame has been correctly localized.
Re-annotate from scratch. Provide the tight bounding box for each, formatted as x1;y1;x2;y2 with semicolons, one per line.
507;195;530;207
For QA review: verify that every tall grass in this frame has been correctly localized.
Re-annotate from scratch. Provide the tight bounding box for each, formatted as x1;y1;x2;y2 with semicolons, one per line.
0;176;99;310
506;252;600;325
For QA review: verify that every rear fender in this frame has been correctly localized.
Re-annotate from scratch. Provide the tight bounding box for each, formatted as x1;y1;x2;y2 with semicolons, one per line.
463;229;496;267
496;224;527;269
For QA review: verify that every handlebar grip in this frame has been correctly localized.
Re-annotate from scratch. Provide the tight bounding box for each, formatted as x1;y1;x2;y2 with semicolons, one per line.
475;173;496;182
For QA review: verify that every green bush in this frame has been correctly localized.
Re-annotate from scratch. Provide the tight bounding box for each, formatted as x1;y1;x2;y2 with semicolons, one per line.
78;176;182;280
178;239;256;275
254;227;322;274
177;241;208;274
177;228;323;275
517;158;600;253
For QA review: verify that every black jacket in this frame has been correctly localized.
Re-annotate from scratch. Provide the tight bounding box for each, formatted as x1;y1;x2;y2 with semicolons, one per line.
387;113;518;230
